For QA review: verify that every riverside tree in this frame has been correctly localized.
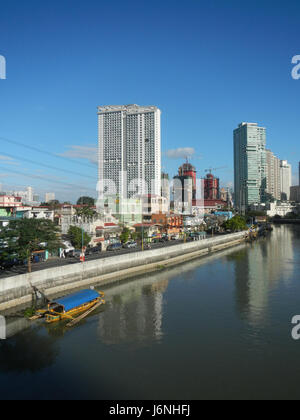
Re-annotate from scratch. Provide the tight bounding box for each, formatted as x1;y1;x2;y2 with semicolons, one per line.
222;215;248;232
77;196;95;206
120;227;130;244
0;219;63;273
67;226;91;249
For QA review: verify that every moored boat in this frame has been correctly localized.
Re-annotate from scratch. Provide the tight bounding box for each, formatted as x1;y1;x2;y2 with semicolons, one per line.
40;289;105;323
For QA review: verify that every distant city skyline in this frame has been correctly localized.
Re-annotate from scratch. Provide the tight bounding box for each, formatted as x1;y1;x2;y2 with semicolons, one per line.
234;122;293;209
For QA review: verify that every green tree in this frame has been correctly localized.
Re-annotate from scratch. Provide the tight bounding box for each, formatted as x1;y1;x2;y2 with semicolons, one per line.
223;215;248;232
245;210;266;221
47;200;61;210
75;205;97;218
131;232;138;241
284;212;299;220
77;196;95;206
0;219;62;273
120;227;130;244
67;226;91;249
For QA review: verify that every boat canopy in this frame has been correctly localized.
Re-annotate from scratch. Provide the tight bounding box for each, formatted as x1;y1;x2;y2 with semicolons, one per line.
52;289;100;312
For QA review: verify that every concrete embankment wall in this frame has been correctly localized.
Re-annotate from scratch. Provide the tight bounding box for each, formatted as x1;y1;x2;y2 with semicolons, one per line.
0;232;246;311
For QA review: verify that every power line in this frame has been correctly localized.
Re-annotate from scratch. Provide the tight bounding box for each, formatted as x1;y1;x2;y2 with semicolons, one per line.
2;151;96;181
0;136;97;170
0;166;96;193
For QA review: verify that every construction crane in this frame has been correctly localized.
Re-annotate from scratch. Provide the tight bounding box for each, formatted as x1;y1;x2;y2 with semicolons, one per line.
204;166;227;174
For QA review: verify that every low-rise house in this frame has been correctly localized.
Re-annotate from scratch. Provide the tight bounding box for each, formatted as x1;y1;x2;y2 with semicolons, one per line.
267;202;298;218
59;204;121;246
0;195;23;208
23;206;55;221
137;195;169;222
193;199;227;215
133;223;159;238
151;213;183;235
98;196;143;226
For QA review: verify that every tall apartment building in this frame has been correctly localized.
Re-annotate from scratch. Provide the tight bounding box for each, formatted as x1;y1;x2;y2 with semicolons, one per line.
26;186;33;202
98;104;161;200
45;193;55;203
161;172;170;204
266;149;281;201
280;160;292;201
234;122;267;210
290;186;300;203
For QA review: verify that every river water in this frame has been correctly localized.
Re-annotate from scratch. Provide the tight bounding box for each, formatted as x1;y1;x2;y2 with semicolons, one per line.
1;224;300;400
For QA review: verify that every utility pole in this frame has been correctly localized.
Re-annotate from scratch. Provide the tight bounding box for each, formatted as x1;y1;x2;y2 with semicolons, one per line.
80;195;85;263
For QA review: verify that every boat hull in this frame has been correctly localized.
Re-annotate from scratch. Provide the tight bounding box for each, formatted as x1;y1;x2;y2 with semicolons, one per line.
45;297;104;323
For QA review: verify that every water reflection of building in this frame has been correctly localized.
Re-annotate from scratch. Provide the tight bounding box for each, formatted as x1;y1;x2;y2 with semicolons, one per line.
98;278;169;345
233;225;294;325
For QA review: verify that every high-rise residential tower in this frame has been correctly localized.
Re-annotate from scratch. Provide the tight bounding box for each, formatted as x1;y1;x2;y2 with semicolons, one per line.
161;172;170;204
26;186;33;202
234;122;267;210
45;193;55;203
266;149;281;201
280;160;292;201
98;104;161;200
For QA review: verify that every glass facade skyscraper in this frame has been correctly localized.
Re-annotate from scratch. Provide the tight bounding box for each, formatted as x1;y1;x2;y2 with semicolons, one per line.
234;122;267;210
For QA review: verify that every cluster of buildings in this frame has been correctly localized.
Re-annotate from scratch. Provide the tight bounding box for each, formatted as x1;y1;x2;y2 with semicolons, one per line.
233;122;299;217
0;184;56;206
0;107;298;247
0;187;57;227
97;104;231;220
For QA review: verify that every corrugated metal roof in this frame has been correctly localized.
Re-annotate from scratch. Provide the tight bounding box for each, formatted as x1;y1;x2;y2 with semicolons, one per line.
53;289;99;312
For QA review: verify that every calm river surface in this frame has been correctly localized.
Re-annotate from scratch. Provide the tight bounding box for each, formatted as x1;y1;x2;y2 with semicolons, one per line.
1;224;300;400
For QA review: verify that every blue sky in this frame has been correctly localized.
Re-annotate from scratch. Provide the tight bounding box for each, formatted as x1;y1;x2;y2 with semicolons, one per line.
0;0;299;201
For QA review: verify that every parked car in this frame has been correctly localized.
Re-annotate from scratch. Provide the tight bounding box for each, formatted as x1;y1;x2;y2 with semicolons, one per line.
123;241;137;249
106;243;122;251
159;236;169;242
62;241;75;256
0;257;20;270
171;234;180;240
85;246;101;255
68;249;82;258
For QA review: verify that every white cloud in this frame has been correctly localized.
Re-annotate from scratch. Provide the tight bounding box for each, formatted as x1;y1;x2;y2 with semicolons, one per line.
165;147;196;160
59;145;98;165
0;155;18;165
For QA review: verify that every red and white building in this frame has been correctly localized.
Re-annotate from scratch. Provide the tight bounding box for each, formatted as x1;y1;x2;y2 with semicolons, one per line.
0;195;23;208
